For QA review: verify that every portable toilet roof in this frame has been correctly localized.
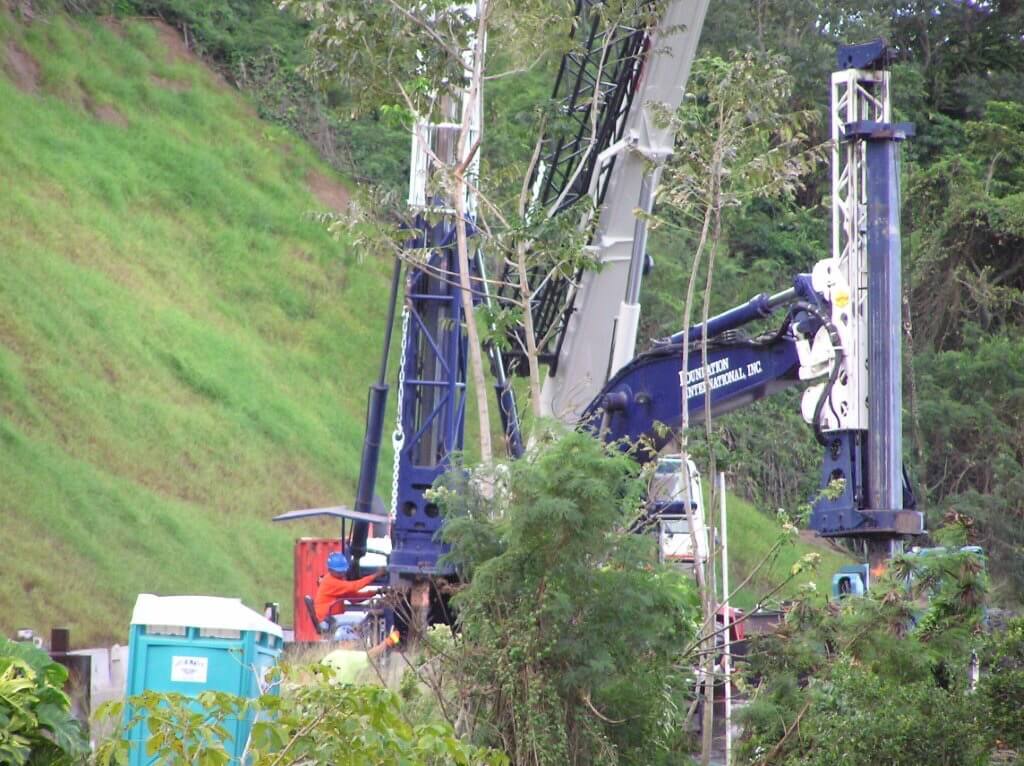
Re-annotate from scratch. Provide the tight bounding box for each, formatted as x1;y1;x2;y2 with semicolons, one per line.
130;594;283;639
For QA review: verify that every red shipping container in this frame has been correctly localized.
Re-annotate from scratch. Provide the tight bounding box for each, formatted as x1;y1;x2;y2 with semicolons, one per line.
292;538;345;642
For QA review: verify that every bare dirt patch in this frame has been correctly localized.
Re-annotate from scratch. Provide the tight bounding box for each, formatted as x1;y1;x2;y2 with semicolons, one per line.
149;19;196;64
84;95;128;127
98;16;123;35
147;19;232;92
150;73;190;93
307;169;351;213
4;41;40;94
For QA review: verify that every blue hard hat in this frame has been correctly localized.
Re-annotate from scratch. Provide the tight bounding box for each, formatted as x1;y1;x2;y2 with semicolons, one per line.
327;551;349;574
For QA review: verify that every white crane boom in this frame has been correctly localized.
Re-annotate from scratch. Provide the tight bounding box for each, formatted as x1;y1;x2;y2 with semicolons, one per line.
540;0;710;421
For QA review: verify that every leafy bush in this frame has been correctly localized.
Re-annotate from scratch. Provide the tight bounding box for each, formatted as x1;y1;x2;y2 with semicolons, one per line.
95;665;505;765
738;548;992;765
755;658;988;766
434;429;700;766
0;638;89;766
915;334;1024;602
978;618;1024;751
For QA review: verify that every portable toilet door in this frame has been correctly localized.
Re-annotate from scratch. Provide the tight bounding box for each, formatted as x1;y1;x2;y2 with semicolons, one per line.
125;594;284;765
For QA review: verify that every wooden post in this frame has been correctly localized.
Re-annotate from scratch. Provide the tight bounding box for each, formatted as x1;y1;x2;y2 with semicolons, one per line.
720;472;732;764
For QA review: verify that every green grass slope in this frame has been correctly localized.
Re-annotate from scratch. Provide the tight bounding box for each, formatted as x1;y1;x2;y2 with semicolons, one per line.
722;493;852;609
0;12;391;643
0;11;847;645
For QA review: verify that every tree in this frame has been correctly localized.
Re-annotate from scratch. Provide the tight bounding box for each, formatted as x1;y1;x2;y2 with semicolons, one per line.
282;0;677;440
914;334;1024;600
425;428;700;765
907;101;1024;350
280;0;586;453
284;0;490;459
0;639;89;766
737;545;991;766
95;669;506;765
977;617;1024;753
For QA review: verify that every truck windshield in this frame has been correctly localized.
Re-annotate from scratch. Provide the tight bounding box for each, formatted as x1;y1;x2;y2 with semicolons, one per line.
662;518;688;535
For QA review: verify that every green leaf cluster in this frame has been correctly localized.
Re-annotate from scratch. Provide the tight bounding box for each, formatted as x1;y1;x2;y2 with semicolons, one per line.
435;429;700;766
737;547;993;765
977;617;1024;751
0;638;89;766
915;335;1024;598
94;665;505;766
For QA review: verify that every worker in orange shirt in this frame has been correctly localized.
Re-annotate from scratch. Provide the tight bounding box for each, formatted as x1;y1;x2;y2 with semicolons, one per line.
314;551;386;631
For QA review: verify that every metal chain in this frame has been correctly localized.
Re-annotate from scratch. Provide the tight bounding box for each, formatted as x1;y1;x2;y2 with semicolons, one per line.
390;306;411;518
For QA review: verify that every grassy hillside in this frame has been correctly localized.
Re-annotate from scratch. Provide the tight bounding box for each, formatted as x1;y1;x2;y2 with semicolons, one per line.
0;10;848;646
723;493;851;609
0;11;391;644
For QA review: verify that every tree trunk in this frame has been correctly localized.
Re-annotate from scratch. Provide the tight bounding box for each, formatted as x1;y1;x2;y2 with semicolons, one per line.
699;197;723;765
455;189;493;463
454;0;492;463
516;241;543;416
677;192;716;766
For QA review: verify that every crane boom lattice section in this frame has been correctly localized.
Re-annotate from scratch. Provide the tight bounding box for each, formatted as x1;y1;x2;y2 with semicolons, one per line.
498;0;652;374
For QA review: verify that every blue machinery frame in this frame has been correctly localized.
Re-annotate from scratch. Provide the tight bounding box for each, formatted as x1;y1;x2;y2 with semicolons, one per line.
390;220;468;577
348;41;921;587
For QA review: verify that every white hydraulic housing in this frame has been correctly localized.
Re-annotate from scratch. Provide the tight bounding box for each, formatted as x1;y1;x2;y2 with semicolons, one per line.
540;0;711;422
800;64;891;431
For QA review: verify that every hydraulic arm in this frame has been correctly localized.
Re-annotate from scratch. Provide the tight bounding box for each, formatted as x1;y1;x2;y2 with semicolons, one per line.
586;40;922;570
584;279;821;454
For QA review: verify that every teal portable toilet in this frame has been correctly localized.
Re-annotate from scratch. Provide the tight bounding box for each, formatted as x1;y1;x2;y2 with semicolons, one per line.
126;594;284;765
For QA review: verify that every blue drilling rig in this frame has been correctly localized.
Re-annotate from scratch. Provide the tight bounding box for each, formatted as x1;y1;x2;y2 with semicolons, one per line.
285;2;921;632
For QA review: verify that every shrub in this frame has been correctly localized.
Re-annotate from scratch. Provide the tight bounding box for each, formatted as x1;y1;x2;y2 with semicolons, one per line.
0;638;89;766
435;429;701;766
94;664;505;766
978;617;1024;751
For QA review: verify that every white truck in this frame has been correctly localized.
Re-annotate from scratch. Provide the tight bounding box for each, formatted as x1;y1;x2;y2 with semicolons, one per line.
649;455;709;566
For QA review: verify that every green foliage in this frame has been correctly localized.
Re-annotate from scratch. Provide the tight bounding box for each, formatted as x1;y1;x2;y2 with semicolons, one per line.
118;0;309;65
95;666;505;765
747;657;987;766
738;546;992;765
717;393;822;515
914;335;1024;599
658;52;824;221
433;429;699;765
907;102;1024;349
281;0;476;118
0;639;89;766
978;618;1024;751
97;690;248;766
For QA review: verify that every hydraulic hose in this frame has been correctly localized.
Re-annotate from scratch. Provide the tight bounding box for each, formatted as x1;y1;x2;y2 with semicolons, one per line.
792;302;844;447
